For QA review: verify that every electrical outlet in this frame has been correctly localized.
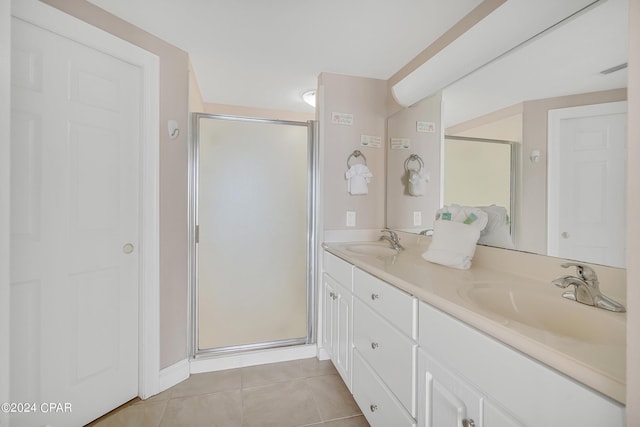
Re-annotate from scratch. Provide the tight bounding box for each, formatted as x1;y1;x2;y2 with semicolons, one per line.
413;211;422;226
346;211;356;227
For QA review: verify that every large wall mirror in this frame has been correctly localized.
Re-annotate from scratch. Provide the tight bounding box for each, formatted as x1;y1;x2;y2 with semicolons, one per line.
386;0;628;268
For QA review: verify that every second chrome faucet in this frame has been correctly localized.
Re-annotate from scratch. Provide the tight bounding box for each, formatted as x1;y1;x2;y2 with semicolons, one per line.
552;262;625;312
379;229;403;251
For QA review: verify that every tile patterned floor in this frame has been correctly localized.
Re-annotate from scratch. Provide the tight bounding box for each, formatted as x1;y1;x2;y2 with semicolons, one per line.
87;358;369;427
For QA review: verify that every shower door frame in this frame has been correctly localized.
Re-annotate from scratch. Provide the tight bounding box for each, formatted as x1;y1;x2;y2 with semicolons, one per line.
188;113;318;357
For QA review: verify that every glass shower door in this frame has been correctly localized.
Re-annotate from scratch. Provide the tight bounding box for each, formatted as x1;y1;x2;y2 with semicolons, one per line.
194;115;313;354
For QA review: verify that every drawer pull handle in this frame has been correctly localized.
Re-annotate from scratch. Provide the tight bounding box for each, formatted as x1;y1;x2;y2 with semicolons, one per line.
371;293;379;300
462;419;475;427
371;342;379;349
370;404;378;412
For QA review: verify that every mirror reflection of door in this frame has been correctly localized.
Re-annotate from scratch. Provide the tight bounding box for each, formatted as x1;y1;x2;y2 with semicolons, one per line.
548;102;627;268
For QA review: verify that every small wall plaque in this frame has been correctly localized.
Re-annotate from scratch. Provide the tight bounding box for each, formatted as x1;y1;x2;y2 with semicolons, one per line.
361;135;381;148
417;121;436;133
390;138;411;150
331;112;353;125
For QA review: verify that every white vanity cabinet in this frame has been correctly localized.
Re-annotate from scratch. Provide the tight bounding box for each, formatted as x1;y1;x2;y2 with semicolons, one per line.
321;248;624;427
418;301;625;427
352;268;418;426
322;252;354;389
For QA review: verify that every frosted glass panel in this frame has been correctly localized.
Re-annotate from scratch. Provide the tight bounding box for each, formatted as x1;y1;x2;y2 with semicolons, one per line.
197;118;309;350
444;138;512;217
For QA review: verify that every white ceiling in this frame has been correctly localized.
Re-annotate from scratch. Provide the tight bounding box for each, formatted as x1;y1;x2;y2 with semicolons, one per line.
86;0;483;113
86;0;628;118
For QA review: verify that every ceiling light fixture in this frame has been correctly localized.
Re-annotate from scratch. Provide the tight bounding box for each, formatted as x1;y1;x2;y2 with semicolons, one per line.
302;90;316;107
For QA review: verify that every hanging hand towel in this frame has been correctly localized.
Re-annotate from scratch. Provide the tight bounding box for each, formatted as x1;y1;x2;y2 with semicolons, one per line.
407;167;429;196
345;163;372;195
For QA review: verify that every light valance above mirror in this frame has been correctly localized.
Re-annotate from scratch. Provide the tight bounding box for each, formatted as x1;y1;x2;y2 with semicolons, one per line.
391;0;607;107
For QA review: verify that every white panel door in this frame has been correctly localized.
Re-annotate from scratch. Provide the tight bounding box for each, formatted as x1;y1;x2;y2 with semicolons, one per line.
10;17;141;426
548;102;627;267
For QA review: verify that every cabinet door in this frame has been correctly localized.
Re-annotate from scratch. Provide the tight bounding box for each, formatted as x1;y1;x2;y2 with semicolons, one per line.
418;349;481;427
484;400;526;427
322;273;337;357
334;281;352;390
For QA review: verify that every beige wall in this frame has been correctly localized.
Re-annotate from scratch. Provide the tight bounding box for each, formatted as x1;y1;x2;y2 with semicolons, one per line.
318;73;387;231
626;1;639;424
387;94;442;231
40;0;190;369
189;59;205;113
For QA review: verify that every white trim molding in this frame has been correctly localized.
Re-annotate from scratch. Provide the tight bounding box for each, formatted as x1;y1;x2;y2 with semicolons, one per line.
158;359;190;393
190;344;317;374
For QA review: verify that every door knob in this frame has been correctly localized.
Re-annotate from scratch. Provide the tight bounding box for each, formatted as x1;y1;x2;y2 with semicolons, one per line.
122;243;134;254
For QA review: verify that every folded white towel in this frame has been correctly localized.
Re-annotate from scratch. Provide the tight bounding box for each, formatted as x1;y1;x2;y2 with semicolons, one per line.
407;167;429;196
422;219;481;270
345;164;372;195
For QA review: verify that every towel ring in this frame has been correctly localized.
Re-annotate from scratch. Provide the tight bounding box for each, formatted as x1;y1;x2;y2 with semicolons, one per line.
404;154;424;173
347;150;367;168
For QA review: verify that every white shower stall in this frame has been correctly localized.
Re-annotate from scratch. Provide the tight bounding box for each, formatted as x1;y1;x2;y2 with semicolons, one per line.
190;114;316;355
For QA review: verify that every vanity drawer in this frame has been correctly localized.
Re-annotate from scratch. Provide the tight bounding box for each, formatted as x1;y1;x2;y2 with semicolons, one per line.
353;268;417;338
353;350;416;427
324;251;353;290
353;298;417;416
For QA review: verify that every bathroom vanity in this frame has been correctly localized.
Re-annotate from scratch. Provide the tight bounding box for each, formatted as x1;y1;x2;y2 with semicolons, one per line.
321;236;626;427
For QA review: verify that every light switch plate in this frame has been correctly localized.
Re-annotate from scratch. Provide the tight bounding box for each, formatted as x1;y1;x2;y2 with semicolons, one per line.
413;211;422;226
346;211;356;227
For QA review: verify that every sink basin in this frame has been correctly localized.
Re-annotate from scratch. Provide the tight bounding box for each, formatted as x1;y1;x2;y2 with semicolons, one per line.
460;283;625;345
345;242;399;257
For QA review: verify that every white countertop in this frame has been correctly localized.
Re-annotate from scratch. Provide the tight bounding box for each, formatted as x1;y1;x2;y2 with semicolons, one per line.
322;238;627;404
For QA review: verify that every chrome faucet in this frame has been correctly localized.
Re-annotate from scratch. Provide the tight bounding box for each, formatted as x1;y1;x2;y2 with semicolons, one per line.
552;263;625;312
379;229;403;251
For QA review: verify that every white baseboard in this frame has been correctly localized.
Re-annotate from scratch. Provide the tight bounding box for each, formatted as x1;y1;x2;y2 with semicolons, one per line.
157;358;190;393
317;347;330;361
190;344;317;374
